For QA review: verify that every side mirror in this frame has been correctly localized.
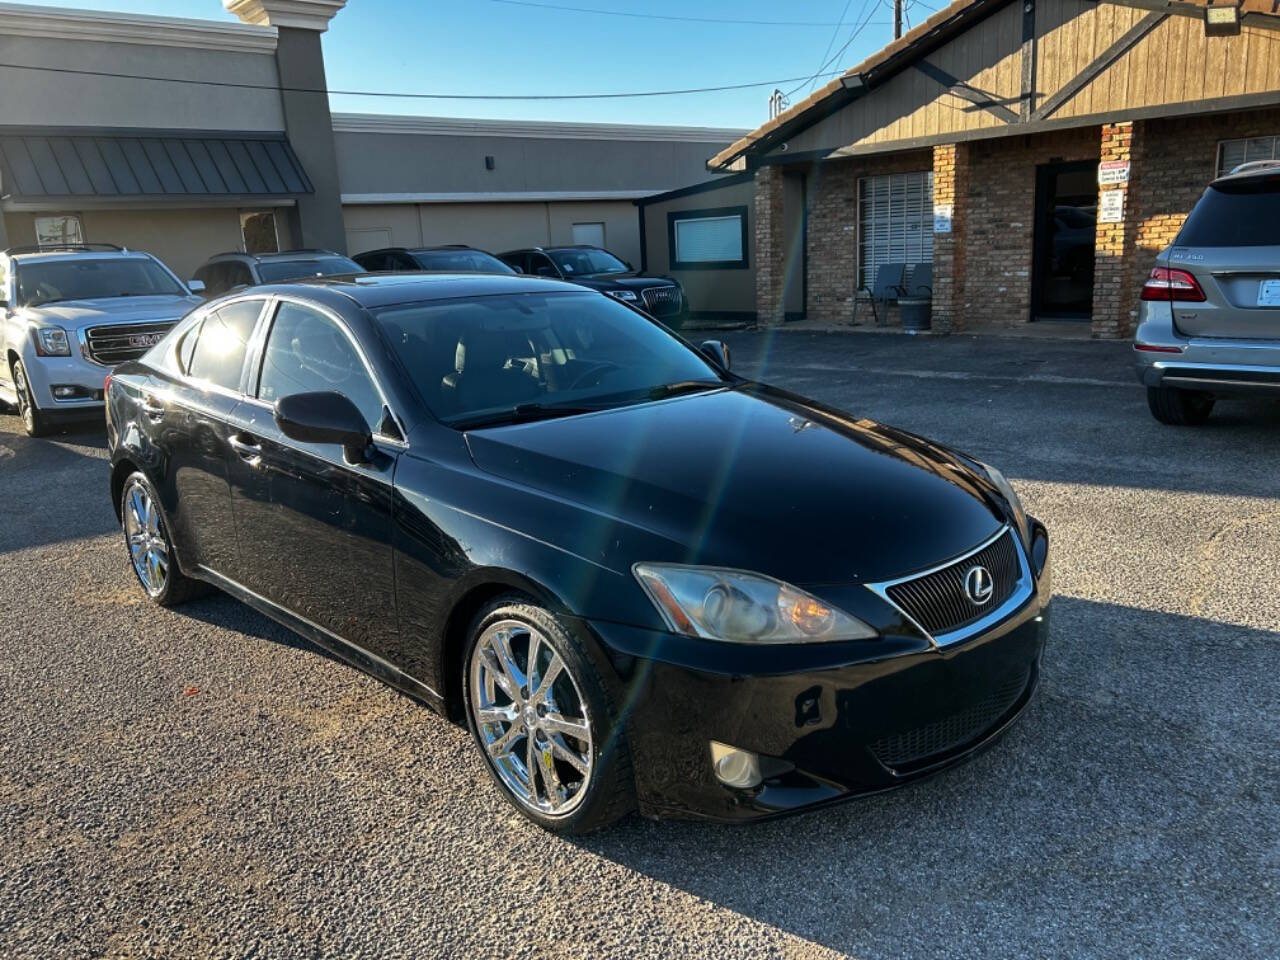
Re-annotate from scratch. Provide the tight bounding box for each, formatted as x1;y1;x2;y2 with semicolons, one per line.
188;279;206;295
699;340;731;372
274;391;372;464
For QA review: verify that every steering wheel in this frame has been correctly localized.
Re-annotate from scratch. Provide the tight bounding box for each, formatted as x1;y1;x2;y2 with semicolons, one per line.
566;360;621;390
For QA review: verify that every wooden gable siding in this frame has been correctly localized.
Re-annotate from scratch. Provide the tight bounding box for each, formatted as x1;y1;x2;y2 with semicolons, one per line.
780;0;1279;157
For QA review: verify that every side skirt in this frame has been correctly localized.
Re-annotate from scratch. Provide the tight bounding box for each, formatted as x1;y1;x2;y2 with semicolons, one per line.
194;565;449;717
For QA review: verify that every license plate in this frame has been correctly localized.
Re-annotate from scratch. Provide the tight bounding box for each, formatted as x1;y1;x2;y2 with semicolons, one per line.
127;333;163;348
1257;280;1280;307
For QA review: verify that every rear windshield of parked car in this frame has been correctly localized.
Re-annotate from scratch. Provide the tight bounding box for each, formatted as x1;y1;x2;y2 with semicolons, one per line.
1176;176;1280;247
14;258;186;307
256;257;363;283
547;249;628;277
373;291;720;425
413;250;516;274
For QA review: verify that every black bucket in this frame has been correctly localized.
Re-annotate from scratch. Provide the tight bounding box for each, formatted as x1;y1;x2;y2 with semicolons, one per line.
899;297;932;332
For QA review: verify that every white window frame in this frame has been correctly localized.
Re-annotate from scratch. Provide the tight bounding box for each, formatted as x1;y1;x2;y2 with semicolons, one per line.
240;210;280;255
34;214;84;248
570;221;606;247
668;206;749;270
1217;135;1280;177
857;171;934;289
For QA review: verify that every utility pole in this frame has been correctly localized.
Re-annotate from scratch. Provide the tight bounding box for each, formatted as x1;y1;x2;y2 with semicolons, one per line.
894;0;903;38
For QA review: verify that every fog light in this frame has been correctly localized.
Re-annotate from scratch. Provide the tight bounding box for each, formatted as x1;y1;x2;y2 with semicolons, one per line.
52;385;78;399
710;741;762;789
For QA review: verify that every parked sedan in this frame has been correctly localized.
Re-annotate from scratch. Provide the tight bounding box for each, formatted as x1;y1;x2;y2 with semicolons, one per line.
353;245;516;275
106;273;1050;833
498;245;688;328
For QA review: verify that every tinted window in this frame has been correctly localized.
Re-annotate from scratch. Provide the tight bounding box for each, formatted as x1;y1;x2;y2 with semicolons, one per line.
258;302;384;432
356;252;388;271
227;262;254;289
1177;177;1280;247
14;257;186;306
256;256;363;283
547;248;628;276
528;254;559;278
187;299;263;391
373;291;721;425
411;250;516;274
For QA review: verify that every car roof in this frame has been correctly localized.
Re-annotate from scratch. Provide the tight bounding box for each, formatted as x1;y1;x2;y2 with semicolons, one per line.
208;249;351;263
1214;159;1280;186
4;248;156;263
253;272;587;309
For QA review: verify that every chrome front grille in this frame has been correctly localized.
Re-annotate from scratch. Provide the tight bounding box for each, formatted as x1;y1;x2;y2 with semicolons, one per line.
640;285;682;318
869;666;1030;771
83;321;177;366
884;528;1022;638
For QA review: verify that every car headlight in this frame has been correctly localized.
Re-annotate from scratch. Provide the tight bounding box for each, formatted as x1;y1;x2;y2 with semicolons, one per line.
633;563;877;643
982;462;1030;545
607;290;638;301
33;326;71;357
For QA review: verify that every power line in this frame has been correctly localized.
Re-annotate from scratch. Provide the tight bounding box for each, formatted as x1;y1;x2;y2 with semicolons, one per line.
782;0;881;100
0;61;846;101
807;0;856;96
484;0;888;27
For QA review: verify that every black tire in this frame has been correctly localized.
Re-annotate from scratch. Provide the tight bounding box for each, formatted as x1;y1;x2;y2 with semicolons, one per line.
1147;385;1214;426
12;359;52;438
462;596;635;834
119;471;204;607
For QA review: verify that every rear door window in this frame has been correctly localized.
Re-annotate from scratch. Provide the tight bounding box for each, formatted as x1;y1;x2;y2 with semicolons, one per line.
1177;176;1280;246
187;299;265;391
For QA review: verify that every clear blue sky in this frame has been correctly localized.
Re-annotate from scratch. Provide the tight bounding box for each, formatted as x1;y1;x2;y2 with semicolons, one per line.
41;0;939;127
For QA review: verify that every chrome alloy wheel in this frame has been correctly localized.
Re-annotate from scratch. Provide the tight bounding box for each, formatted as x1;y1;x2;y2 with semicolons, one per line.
123;479;168;596
13;362;34;433
469;620;594;816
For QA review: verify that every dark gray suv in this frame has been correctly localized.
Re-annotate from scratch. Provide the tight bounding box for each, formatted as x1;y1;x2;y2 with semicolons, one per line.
192;249;364;299
1134;160;1280;424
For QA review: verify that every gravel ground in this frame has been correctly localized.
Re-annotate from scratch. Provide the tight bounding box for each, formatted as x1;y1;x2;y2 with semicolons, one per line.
1;330;1277;959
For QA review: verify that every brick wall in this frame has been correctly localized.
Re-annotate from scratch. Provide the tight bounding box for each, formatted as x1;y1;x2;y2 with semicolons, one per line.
931;143;970;332
803;150;933;326
961;127;1100;328
754;165;786;326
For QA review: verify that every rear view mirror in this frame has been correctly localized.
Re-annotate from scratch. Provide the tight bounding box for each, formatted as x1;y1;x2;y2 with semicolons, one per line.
274;391;372;463
188;279;206;295
699;340;731;371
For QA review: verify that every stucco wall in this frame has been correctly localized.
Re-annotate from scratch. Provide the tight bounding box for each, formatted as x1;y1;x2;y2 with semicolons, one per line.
0;36;283;132
641;177;757;318
343;200;643;265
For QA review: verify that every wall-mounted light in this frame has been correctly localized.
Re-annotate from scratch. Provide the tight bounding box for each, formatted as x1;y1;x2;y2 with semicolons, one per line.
484;155;495;170
1204;2;1241;36
840;73;867;92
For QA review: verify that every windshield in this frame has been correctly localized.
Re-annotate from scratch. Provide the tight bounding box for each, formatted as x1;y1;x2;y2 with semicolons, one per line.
373;291;722;426
413;250;516;274
547;248;629;277
257;256;364;283
14;257;186;307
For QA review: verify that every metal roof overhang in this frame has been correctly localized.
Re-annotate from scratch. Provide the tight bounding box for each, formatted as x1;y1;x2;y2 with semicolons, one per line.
0;128;312;210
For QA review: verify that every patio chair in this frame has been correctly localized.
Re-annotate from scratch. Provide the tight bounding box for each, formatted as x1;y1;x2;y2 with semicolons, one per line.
906;262;933;298
853;262;906;325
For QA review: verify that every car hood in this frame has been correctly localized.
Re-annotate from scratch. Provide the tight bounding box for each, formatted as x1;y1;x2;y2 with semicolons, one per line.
464;385;1006;585
569;274;677;291
22;295;201;328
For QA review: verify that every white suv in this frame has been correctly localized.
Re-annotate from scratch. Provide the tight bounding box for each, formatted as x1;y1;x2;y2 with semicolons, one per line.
1;244;202;436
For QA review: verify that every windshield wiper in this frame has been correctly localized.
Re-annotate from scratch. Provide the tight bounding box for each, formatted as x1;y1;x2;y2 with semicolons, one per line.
648;380;723;401
452;402;603;430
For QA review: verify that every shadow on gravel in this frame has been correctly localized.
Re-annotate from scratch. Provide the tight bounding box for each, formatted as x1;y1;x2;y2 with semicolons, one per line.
0;418;116;553
172;591;347;668
574;595;1279;959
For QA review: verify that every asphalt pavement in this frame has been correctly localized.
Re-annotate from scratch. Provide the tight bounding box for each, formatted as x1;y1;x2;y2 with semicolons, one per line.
1;330;1276;959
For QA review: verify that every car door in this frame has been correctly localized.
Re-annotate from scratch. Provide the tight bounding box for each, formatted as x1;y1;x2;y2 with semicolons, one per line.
224;297;400;662
141;297;267;578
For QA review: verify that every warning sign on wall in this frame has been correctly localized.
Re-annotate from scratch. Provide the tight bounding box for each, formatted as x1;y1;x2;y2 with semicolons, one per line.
1098;160;1130;186
1099;189;1126;223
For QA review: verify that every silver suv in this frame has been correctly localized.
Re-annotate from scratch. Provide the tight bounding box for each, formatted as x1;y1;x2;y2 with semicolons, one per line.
1;244;201;436
1134;160;1280;425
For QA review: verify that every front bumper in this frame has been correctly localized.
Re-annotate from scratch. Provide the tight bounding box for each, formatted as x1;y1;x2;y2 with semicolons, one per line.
587;543;1052;822
15;351;108;416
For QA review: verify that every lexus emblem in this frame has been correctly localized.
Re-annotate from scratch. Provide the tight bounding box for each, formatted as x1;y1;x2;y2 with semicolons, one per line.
964;565;994;606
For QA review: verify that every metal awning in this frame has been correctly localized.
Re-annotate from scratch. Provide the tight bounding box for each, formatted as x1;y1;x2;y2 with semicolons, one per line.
0;129;313;204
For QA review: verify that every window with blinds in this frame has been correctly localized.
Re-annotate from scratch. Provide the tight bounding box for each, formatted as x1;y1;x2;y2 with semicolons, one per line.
668;206;748;269
857;172;934;288
1217;136;1279;176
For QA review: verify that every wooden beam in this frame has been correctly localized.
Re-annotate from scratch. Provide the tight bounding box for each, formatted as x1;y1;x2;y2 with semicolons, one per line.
913;60;1023;124
1031;11;1168;121
1020;0;1037;120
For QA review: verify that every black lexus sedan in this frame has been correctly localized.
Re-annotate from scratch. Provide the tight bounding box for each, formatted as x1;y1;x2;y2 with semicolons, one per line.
497;245;687;328
105;273;1051;834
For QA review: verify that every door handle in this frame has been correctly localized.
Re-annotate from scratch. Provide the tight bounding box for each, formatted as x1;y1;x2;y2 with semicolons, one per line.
140;396;165;421
228;434;262;465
